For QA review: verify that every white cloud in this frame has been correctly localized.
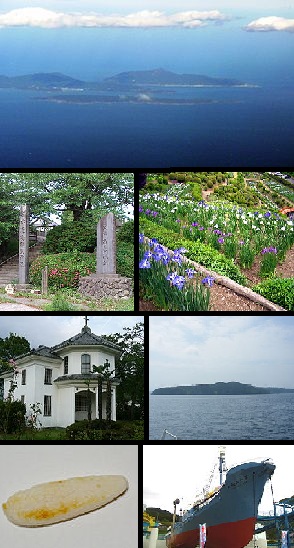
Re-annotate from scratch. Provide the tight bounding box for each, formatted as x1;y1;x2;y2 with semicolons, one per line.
149;317;294;390
0;7;228;29
245;16;294;32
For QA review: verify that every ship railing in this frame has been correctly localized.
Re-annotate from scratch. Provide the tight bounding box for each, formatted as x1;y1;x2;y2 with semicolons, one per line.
161;429;177;440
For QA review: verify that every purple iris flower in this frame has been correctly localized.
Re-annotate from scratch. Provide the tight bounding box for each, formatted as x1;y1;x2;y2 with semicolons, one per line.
173;276;186;290
185;268;195;278
218;237;225;244
201;276;215;287
139;259;151;269
166;272;179;282
264;212;271;218
139;206;143;213
139;233;144;243
173;253;182;266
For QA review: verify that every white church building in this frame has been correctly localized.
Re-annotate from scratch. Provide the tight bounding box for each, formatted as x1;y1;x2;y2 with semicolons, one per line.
1;321;121;428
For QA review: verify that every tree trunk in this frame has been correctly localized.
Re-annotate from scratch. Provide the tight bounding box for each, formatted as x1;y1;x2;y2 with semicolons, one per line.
106;381;112;423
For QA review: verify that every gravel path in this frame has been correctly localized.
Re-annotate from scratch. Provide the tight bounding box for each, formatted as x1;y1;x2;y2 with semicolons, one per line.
0;303;40;311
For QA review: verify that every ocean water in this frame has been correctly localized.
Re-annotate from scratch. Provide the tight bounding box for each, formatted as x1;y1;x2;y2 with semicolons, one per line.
0;85;294;167
149;394;294;440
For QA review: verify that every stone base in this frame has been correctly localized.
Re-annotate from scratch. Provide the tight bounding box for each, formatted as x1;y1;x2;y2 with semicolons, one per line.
15;284;33;292
78;275;133;300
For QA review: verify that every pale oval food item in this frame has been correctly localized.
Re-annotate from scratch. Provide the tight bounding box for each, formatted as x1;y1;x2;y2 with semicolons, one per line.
2;475;128;527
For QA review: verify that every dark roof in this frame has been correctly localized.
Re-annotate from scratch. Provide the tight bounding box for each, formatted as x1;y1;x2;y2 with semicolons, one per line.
51;326;121;354
16;345;61;361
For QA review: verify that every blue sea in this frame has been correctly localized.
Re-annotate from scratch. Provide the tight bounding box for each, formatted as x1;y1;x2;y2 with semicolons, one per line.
149;394;294;440
0;84;294;167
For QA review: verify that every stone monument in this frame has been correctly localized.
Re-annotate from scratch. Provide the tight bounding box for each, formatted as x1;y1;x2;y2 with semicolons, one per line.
19;204;30;285
96;212;117;275
79;213;133;300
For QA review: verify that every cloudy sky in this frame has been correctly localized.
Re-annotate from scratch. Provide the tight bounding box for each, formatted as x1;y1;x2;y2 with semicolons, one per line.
149;316;294;390
0;314;143;349
144;444;294;515
0;2;293;83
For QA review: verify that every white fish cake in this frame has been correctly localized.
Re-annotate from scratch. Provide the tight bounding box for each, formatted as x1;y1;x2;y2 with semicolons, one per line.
2;475;128;527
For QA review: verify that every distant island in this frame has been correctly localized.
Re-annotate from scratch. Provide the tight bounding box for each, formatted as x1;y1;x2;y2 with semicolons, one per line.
152;382;294;396
0;68;251;92
104;68;246;87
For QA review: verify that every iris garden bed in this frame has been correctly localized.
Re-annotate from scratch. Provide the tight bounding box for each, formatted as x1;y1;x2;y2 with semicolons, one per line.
139;186;294;311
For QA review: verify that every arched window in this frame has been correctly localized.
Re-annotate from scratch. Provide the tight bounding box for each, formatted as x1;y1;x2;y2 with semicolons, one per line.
81;353;91;374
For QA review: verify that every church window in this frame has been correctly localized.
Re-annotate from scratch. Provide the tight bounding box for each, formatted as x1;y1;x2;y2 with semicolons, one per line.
21;370;26;385
21;395;25;405
81;353;91;374
44;395;52;416
64;356;68;375
44;368;52;385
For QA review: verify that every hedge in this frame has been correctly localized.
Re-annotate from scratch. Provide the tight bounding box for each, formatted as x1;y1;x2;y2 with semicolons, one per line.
66;419;144;440
0;400;26;434
30;243;134;289
253;277;294;311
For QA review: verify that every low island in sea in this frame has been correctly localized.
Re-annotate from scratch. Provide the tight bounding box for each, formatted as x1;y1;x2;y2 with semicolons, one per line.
0;68;257;106
151;382;294;396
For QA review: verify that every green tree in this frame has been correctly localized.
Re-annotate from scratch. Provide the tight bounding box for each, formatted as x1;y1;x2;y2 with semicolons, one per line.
0;333;30;373
0;172;134;224
100;323;144;420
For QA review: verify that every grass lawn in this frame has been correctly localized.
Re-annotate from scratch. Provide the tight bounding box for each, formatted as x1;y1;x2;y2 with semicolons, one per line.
0;289;134;311
0;428;66;440
0;420;144;440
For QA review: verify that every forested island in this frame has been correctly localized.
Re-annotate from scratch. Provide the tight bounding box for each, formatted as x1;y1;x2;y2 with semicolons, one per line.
0;68;249;92
152;382;294;395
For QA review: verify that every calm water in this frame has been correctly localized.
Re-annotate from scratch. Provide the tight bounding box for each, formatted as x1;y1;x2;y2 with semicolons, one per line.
150;394;294;440
0;85;294;167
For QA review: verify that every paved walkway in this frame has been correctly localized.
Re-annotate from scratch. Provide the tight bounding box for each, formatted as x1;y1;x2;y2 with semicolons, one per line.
0;303;40;311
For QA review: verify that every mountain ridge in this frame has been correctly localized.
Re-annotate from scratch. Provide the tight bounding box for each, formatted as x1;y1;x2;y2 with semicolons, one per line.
0;68;247;91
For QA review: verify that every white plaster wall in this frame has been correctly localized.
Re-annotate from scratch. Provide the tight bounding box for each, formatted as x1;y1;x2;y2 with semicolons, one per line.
56;387;75;427
58;347;116;375
35;365;55;427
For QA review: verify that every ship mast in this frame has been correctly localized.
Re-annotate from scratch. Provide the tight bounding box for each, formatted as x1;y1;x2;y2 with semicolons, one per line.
219;446;227;485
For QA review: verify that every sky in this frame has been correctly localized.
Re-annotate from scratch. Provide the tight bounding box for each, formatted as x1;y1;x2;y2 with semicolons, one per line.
143;444;294;515
149;316;294;390
0;2;293;84
0;315;143;349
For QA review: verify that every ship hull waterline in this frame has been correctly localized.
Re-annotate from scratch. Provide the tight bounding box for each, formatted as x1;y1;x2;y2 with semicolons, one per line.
166;461;275;548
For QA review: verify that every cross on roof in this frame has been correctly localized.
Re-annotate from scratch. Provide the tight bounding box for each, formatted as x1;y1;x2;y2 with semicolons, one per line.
84;315;89;327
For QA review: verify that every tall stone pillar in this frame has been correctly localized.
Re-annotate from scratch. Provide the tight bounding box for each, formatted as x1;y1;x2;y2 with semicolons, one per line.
111;386;116;421
96;212;117;275
19;204;30;284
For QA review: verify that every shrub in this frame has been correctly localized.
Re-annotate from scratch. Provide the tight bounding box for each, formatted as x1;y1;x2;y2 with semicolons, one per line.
116;242;134;278
253;277;294;311
45;291;75;311
140;218;246;285
117;220;134;244
29;252;95;289
42;222;96;254
0;400;26;434
65;419;144;440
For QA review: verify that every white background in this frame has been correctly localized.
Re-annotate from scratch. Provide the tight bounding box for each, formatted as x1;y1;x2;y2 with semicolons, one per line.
0;444;137;548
